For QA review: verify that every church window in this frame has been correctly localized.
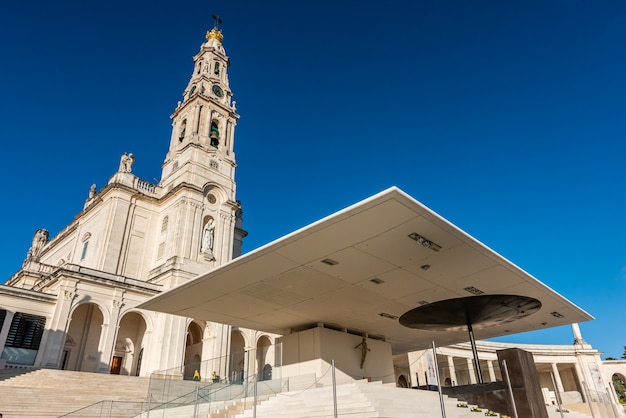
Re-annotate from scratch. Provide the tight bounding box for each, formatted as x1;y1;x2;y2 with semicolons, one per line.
190;85;196;96
80;241;89;261
214;62;220;75
161;216;169;232
179;119;187;142
157;242;165;259
210;121;220;148
5;312;46;351
197;62;202;74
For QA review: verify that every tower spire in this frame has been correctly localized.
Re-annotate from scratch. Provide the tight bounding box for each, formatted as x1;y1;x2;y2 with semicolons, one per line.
207;14;224;43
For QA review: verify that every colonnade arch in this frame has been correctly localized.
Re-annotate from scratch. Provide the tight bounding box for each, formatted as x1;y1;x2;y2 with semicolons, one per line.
113;311;147;375
64;302;105;372
256;335;272;380
611;372;626;403
229;330;245;383
184;320;205;379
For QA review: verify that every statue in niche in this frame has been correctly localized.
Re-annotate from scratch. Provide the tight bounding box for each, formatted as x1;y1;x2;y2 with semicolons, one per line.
354;337;371;369
119;152;135;173
27;228;49;260
202;219;215;253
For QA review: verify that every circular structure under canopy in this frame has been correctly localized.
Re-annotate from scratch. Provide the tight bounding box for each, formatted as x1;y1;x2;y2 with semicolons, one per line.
399;294;542;332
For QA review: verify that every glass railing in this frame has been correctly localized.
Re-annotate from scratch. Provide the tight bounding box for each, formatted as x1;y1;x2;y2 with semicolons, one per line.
147;342;282;406
61;342;284;417
142;371;288;418
59;400;149;417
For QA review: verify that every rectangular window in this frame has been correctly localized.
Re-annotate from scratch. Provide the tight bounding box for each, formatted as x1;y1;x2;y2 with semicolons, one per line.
81;241;89;260
5;312;46;350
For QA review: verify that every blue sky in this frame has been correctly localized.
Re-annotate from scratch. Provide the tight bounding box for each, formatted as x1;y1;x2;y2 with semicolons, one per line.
1;1;625;358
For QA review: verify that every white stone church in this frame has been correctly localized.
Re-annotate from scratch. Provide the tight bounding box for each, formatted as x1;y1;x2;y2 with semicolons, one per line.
0;24;278;381
1;21;624;416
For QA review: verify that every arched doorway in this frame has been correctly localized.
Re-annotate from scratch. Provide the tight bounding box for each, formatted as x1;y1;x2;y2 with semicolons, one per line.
64;303;105;372
183;321;204;379
229;330;245;383
612;373;626;404
113;312;147;375
398;374;409;388
256;335;272;380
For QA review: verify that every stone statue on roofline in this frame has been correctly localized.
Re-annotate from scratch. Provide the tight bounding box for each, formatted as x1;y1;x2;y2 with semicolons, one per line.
119;152;135;173
26;228;49;262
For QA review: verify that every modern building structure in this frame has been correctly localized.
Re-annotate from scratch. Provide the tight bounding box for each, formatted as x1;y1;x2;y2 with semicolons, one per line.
0;19;624;416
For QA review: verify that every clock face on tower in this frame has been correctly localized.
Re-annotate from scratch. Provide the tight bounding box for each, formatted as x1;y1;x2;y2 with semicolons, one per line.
212;84;224;98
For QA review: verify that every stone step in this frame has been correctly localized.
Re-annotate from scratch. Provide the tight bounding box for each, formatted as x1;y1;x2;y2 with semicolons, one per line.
0;368;151;418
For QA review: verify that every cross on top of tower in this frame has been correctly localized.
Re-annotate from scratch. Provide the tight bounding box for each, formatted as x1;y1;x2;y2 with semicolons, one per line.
212;14;222;30
206;14;224;43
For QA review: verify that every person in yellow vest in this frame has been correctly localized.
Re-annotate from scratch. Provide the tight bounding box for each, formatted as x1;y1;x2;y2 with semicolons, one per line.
193;369;200;381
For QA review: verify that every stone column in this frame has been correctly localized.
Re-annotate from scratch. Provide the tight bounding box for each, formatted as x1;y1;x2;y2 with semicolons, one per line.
467;358;477;384
37;285;78;368
573;361;587;402
447;356;457;386
572;323;586;345
487;360;496;382
0;311;15;351
552;363;565;392
192;103;202;138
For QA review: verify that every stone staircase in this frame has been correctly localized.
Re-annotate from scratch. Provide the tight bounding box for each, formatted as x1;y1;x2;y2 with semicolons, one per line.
229;380;593;418
0;368;595;418
228;380;495;418
0;368;150;417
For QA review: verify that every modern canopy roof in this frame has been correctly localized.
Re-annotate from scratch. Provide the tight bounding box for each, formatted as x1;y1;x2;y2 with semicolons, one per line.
139;187;593;354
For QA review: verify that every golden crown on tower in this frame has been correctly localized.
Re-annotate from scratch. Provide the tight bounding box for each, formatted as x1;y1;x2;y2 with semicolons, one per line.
206;28;224;43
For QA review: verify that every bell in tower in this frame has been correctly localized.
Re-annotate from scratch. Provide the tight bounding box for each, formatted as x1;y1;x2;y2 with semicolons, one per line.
210;121;220;147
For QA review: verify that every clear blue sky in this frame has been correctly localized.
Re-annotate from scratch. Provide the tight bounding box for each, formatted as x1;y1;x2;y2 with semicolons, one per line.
1;1;625;358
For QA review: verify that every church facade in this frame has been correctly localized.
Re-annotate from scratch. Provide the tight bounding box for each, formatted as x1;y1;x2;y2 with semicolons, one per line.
0;24;277;379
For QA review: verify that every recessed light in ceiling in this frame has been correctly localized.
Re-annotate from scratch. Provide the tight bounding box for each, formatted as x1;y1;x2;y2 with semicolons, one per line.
321;258;338;266
420;264;430;271
407;232;441;252
370;278;384;285
550;311;564;318
378;312;398;320
464;286;484;295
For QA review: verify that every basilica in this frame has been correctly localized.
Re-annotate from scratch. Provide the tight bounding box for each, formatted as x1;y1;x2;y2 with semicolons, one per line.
1;20;625;417
0;23;277;380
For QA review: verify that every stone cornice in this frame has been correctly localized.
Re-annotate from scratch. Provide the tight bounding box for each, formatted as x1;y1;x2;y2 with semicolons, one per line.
33;264;162;295
0;284;57;302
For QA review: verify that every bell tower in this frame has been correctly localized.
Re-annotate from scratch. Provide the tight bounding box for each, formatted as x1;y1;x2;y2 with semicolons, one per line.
152;17;246;279
160;16;238;194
